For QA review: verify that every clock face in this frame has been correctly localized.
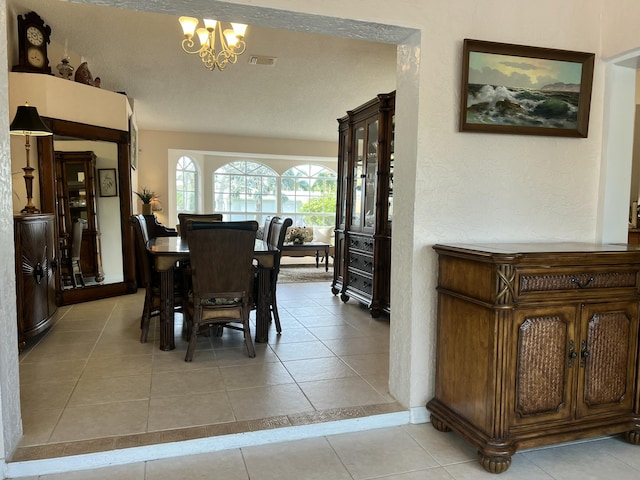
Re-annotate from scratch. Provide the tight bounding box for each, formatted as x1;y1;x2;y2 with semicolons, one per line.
27;47;45;68
26;25;44;46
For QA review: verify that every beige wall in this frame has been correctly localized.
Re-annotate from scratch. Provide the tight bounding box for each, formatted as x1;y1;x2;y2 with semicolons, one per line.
8;72;131;214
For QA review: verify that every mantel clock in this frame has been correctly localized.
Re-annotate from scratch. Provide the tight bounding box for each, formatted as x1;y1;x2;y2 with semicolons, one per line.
12;11;52;74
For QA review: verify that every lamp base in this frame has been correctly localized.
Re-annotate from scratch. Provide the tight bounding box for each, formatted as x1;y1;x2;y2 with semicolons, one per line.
22;165;40;214
20;205;40;214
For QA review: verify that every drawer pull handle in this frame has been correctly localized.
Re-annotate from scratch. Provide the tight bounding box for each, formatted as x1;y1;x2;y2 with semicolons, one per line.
568;340;577;368
33;262;44;284
580;340;590;368
571;276;594;289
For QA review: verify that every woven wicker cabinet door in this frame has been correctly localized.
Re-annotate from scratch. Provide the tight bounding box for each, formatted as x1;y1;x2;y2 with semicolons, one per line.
576;302;639;418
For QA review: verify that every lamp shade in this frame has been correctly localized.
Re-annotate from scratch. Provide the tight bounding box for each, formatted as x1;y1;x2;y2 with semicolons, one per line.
10;105;52;137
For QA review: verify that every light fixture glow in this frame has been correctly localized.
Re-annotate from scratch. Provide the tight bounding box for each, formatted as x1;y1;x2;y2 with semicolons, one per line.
179;16;248;71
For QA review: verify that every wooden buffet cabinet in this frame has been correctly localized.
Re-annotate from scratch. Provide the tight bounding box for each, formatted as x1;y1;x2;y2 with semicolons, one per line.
14;214;57;351
427;243;640;474
331;91;394;317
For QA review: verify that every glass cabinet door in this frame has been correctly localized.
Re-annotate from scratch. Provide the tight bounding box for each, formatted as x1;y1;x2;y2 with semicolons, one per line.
389;113;395;226
351;125;365;230
364;119;378;231
338;124;349;227
64;161;90;227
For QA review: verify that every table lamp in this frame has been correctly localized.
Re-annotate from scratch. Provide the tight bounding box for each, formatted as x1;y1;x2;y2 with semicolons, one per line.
10;103;52;214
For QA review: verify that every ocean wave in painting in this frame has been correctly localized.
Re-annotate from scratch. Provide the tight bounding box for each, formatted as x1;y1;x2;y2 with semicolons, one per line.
466;83;580;129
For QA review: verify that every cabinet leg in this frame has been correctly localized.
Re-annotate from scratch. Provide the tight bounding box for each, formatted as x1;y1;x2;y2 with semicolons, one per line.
430;414;451;432
478;451;512;474
625;429;640;445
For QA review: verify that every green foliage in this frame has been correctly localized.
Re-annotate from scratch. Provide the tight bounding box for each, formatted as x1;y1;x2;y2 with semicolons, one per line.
299;196;336;226
134;187;157;204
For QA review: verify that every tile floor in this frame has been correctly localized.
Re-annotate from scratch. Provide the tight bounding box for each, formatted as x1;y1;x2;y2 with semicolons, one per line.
13;276;640;479
15;278;398;462
14;423;640;479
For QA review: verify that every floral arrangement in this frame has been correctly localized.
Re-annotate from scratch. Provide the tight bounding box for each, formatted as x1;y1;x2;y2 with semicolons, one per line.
286;226;311;244
134;187;157;204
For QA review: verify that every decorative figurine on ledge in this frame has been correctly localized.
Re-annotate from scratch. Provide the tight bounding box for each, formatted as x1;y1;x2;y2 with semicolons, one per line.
56;57;73;79
75;61;94;85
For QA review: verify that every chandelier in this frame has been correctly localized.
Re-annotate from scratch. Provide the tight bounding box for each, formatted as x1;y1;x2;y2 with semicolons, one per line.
179;16;248;71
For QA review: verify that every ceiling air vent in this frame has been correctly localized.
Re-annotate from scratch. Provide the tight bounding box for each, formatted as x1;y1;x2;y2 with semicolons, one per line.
248;55;277;66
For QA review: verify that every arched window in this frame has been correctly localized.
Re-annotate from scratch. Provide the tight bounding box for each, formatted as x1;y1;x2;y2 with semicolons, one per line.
281;165;337;226
213;161;278;222
176;156;197;213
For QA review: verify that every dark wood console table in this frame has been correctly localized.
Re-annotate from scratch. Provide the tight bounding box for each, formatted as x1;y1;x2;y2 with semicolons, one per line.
427;242;640;474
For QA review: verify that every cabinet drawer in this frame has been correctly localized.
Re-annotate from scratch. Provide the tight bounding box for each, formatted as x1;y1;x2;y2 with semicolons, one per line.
516;267;639;298
349;235;374;253
348;252;373;274
347;269;373;295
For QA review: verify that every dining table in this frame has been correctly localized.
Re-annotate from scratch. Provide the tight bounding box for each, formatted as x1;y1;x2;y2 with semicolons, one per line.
147;236;278;351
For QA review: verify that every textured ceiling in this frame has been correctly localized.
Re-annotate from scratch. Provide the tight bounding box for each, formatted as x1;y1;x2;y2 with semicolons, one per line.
7;0;402;143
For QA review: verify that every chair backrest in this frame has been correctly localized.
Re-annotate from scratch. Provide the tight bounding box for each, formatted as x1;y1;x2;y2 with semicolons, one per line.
71;219;84;260
267;217;293;274
262;216;273;241
143;214;178;239
178;213;223;242
185;220;258;300
130;214;153;287
267;217;293;250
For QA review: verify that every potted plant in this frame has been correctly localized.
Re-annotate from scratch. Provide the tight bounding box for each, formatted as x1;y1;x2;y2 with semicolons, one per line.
134;187;157;215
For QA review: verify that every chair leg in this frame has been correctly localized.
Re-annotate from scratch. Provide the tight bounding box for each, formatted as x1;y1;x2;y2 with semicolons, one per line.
140;291;153;343
270;281;282;334
185;311;199;362
243;315;256;358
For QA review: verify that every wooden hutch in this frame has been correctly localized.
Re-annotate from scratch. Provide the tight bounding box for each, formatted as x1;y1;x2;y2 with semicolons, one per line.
332;91;394;317
428;243;640;473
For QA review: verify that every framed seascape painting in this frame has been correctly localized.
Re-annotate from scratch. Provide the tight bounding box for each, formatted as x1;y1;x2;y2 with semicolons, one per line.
459;39;595;137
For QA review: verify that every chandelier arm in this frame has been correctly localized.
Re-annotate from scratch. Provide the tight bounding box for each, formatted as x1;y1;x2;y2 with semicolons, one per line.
217;26;229;54
181;37;203;55
233;40;246;56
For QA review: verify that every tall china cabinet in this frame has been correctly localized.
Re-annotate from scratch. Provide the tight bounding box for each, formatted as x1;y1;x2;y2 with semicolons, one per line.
55;151;104;284
332;91;395;317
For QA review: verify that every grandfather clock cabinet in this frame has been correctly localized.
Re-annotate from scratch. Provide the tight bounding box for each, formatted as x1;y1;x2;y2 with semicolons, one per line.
427;243;640;474
14;214;57;351
331;91;394;317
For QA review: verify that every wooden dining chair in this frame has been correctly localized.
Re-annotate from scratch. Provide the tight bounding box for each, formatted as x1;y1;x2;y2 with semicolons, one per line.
178;213;223;242
264;216;293;333
142;214;178;239
183;220;259;361
262;216;274;241
131;214;184;343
